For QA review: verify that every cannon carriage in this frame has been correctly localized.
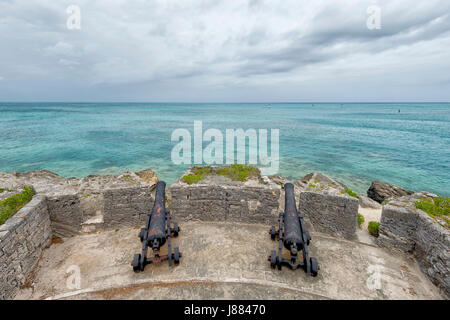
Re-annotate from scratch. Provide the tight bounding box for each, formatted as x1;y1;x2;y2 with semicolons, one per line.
269;183;319;276
132;181;181;272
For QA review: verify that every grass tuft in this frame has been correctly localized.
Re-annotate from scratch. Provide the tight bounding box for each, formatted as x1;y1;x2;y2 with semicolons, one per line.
368;221;380;237
0;186;35;225
357;213;365;228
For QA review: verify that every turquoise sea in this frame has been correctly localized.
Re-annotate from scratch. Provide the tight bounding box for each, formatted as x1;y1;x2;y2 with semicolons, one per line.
0;103;449;196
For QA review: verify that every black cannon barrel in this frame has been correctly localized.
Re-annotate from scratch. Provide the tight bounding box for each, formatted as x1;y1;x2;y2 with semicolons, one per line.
147;181;167;245
283;183;303;249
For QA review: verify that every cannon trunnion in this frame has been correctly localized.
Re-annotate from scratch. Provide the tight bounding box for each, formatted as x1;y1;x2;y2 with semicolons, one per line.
132;181;181;272
269;183;319;276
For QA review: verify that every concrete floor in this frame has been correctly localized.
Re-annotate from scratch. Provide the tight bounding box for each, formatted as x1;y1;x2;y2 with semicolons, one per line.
15;221;443;300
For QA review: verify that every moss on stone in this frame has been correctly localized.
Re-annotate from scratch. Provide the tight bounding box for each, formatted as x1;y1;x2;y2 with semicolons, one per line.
181;167;212;184
182;173;206;184
217;164;259;182
341;188;358;198
0;186;35;225
181;165;260;184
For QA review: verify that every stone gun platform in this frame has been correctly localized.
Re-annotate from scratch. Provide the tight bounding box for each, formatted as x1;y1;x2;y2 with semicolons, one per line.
15;222;443;300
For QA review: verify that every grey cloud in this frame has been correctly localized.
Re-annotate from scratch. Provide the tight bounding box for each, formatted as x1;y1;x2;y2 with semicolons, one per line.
0;0;449;101
233;4;450;78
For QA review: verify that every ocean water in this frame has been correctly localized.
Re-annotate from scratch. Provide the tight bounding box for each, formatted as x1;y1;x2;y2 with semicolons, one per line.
0;102;449;196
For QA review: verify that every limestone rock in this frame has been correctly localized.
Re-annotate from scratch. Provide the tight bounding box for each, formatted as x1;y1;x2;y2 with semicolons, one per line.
358;195;382;209
0;189;21;201
135;169;158;190
267;176;289;187
294;172;347;195
367;181;414;204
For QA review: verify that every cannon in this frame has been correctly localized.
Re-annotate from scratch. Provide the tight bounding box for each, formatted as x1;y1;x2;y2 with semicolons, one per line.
132;181;181;272
268;183;319;276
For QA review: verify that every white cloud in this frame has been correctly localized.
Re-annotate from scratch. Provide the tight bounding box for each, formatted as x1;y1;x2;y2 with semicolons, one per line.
0;0;449;101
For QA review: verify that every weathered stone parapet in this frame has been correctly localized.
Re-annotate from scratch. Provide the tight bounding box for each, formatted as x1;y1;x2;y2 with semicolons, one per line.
46;194;82;237
0;195;51;300
298;191;359;240
415;211;450;298
376;193;450;298
103;186;153;228
377;204;418;252
170;168;281;224
0;170;158;237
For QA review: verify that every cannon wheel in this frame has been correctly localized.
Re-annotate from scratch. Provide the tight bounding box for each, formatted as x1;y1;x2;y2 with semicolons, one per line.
174;247;180;265
270;226;276;240
132;254;141;272
310;257;318;277
270;250;277;269
139;228;146;242
173;223;179;237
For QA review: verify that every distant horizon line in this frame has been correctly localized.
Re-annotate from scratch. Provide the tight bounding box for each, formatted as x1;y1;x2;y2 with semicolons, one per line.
1;101;450;104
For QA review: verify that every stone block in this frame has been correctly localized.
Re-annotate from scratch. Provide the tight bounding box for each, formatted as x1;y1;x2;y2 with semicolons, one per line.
299;192;358;240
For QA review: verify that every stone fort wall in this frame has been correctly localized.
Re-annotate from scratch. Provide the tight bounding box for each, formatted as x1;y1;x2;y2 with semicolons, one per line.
0;195;51;299
377;194;450;298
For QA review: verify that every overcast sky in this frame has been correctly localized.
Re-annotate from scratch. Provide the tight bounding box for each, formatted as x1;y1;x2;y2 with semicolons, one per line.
1;0;450;102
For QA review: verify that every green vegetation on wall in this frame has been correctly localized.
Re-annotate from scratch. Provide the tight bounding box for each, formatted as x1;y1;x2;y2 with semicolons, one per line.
415;197;449;227
182;165;260;184
217;164;259;182
0;186;35;225
181;167;212;184
341;188;358;198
